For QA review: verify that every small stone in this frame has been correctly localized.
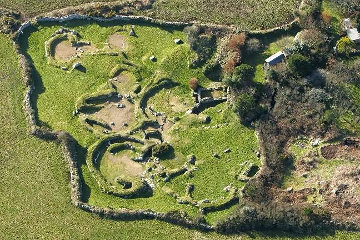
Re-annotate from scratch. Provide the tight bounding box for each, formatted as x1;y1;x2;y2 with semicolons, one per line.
203;115;211;124
286;187;293;193
213;153;220;158
224;148;231;153
149;55;157;62
123;122;128;127
130;28;135;36
174;116;180;121
188;155;196;164
117;104;126;108
72;62;81;69
110;122;115;126
174;39;183;44
256;151;261;158
61;66;68;71
223;185;231;192
312;139;320;147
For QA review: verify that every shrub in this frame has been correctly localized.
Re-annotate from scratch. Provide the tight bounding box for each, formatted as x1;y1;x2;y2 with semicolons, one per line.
223;64;254;89
328;0;359;15
228;33;246;52
223;58;236;74
203;61;222;81
189;78;199;91
321;11;332;25
288;54;312;77
233;93;263;123
245;38;263;55
185;26;216;68
336;37;356;58
152;142;173;159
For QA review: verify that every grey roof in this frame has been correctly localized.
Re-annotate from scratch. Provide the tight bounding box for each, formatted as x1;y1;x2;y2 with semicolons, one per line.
347;28;360;42
265;51;285;63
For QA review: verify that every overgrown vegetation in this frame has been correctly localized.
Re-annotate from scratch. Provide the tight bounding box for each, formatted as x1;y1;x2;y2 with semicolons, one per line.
150;0;302;30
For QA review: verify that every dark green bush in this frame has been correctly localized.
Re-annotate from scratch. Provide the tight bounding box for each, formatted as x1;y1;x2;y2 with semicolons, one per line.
184;26;216;68
288;54;312;77
233;93;264;123
152;142;173;159
223;64;254;89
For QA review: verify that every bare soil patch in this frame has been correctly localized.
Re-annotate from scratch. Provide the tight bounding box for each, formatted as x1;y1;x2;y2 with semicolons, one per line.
108;33;128;51
80;44;97;53
92;99;135;132
107;153;143;177
321;144;360;161
169;95;188;113
111;71;136;93
54;40;77;61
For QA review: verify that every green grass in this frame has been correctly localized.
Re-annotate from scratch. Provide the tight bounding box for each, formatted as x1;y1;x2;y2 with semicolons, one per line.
150;0;301;30
321;0;344;35
164;104;259;201
2;27;360;240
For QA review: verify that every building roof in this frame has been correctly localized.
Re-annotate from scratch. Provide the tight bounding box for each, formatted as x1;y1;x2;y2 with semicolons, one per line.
347;28;360;42
265;51;285;64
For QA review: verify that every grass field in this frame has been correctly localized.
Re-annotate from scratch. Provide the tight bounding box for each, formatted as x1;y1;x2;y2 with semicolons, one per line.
150;0;302;30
